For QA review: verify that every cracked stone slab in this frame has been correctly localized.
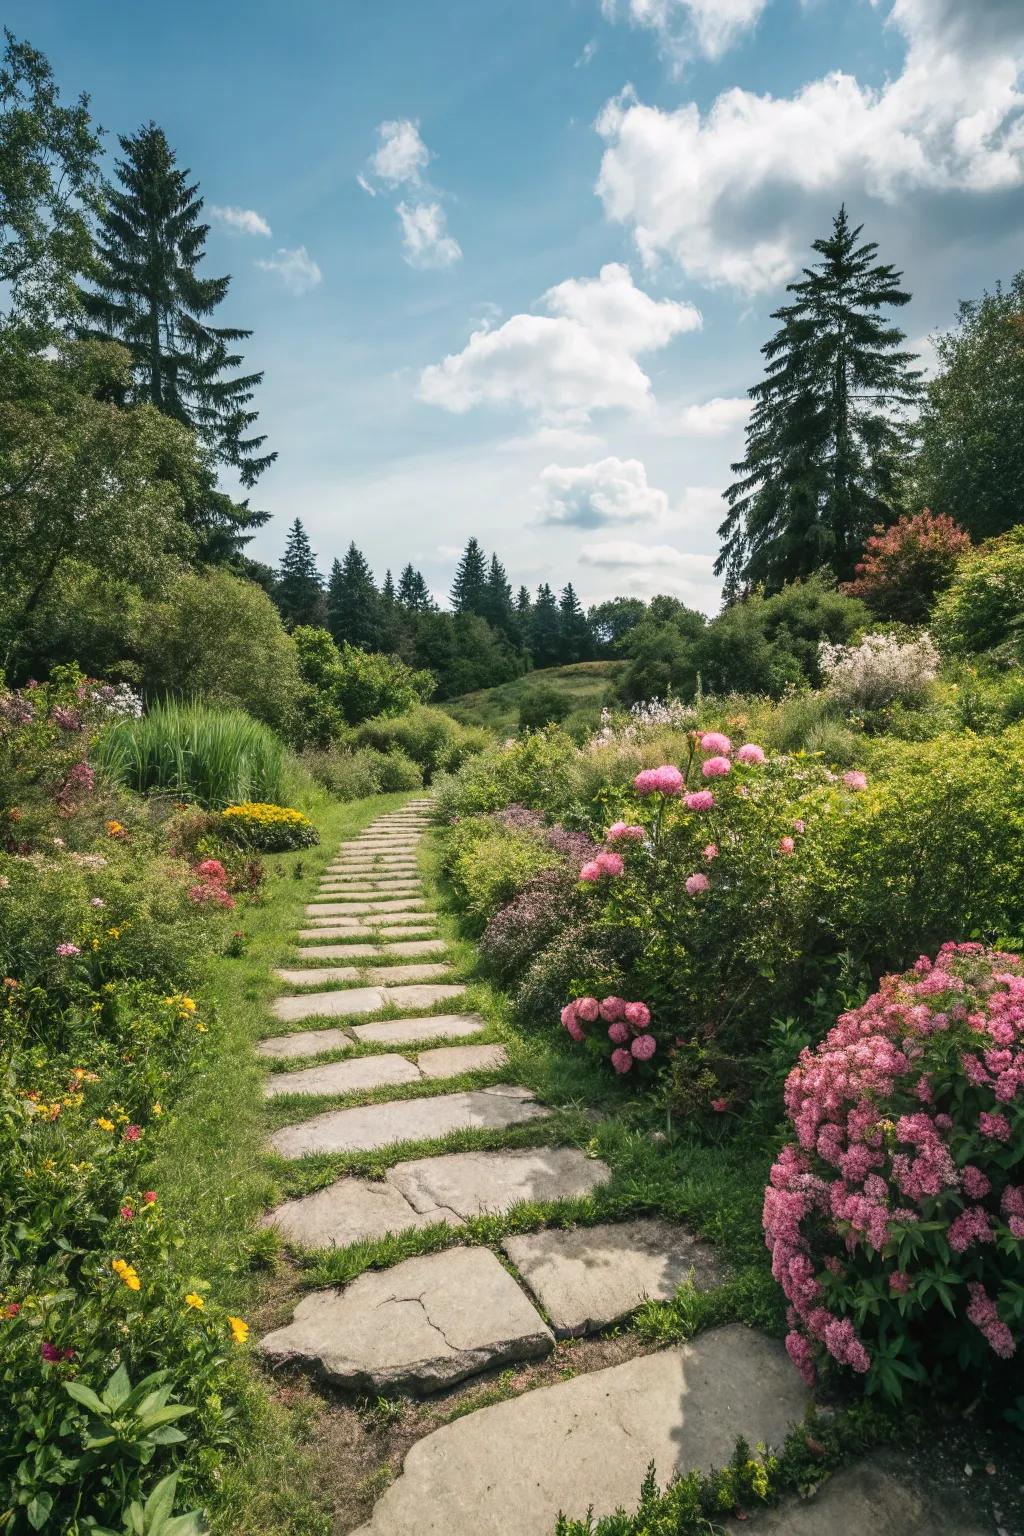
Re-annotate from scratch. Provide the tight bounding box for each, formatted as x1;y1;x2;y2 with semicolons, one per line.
269;1085;548;1158
275;963;453;988
263;1054;421;1098
502;1219;729;1336
257;1028;354;1060
728;1454;988;1535
351;1014;486;1046
386;1146;611;1220
262;1176;454;1248
416;1044;508;1078
352;1325;808;1536
273;982;467;1023
304;899;426;916
295;941;448;961
259;1247;553;1396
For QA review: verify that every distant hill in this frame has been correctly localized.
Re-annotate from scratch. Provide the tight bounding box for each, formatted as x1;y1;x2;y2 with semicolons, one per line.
442;660;624;736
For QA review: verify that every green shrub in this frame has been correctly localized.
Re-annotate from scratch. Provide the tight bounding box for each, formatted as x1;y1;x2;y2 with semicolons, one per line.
933;526;1024;661
97;701;298;809
291;627;434;745
438;818;561;933
301;745;423;800
518;685;572;732
434;727;583;824
351;706;487;780
218;801;319;852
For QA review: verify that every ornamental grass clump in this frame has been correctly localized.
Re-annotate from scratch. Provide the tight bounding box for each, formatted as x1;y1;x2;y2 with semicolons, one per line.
98;700;294;808
765;944;1024;1401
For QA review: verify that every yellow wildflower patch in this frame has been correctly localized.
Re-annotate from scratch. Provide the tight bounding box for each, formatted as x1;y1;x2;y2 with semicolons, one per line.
111;1259;140;1291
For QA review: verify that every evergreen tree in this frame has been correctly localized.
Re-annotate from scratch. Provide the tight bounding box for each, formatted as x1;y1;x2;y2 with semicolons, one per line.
381;569;397;607
450;537;488;616
515;585;533;624
558;582;592;663
275;519;324;629
398;563;435;612
327;542;382;651
482;553;516;636
79;123;274;491
717;207;921;595
529;583;561;668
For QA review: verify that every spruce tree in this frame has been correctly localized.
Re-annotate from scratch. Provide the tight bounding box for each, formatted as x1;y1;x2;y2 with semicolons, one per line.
381;569;397;607
450;537;488;615
275;519;324;629
79;123;274;490
717;207;921;595
515;585;533;623
482;553;515;635
558;582;592;663
327;542;382;651
529;583;561;668
398;564;435;612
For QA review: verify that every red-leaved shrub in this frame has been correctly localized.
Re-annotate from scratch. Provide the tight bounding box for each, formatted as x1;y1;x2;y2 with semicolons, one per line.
844;509;970;622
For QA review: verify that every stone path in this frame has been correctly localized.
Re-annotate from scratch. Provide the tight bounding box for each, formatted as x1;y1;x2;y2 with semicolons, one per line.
255;801;816;1534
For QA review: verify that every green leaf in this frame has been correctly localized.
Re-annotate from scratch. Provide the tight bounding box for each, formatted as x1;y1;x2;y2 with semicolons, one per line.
103;1363;132;1410
27;1493;53;1531
63;1382;107;1416
137;1405;195;1431
142;1473;178;1530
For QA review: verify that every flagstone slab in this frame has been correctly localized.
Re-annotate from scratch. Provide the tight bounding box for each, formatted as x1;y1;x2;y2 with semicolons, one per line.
303;911;429;928
416;1044;508;1078
262;1175;452;1248
386;1146;611;1220
295;941;447;961
275;962;453;988
263;1054;421;1098
319;880;422;890
297;925;440;942
729;1455;988;1535
502;1219;728;1337
257;1028;353;1060
259;1247;553;1396
269;1085;547;1158
351;1326;808;1536
273;986;388;1022
351;1014;485;1046
304;899;426;916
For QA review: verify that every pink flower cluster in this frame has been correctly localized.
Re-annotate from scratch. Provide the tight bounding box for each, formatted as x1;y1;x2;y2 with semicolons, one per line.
634;765;683;796
561;994;657;1074
606;821;646;843
766;943;1024;1388
580;850;625;882
187;856;235;910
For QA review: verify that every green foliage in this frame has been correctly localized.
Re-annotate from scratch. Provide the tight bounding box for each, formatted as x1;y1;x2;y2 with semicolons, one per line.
350;705;487;780
438;818;561;933
97;701;299;809
301;745;423;800
291;626;434;744
519;684;573;733
326;543;380;649
933;527;1024;662
218;801;318;852
433;727;583;823
17;560;148;685
446;662;623;738
275;520;325;631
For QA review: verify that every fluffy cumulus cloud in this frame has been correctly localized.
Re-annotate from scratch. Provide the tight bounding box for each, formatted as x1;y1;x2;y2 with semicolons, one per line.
672;395;751;435
537;456;668;528
397;201;462;268
362;118;430;190
419;263;700;423
596;0;1024;293
255;245;322;294
579;538;719;608
601;0;769;63
210;205;271;237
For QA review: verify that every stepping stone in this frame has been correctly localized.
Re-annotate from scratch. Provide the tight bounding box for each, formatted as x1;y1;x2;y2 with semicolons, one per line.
262;1175;453;1248
263;1054;421;1098
296;941;447;961
259;1248;553;1395
416;1044;508;1078
297;926;440;942
316;888;422;899
274;962;453;987
351;1325;808;1536
731;1453;988;1535
304;899;426;915
386;1146;611;1220
270;1085;548;1158
270;982;472;1026
319;879;422;889
257;1028;353;1060
502;1219;728;1337
351;1014;485;1046
303;912;429;929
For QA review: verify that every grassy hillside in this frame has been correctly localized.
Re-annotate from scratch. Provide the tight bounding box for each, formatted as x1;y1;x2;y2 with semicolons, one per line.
443;660;624;736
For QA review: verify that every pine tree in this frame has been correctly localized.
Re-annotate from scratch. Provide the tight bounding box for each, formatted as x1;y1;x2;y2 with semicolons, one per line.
275;519;324;628
79;123;274;490
482;553;515;635
450;537;488;616
529;583;561;668
515;585;533;624
327;542;382;651
381;569;397;607
717;207;921;596
558;582;592;663
398;564;435;612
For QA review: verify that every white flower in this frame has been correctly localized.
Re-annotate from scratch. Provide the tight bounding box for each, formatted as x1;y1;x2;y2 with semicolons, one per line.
819;632;939;711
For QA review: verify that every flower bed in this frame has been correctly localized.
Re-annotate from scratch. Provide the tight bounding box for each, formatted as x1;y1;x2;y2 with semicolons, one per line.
219;800;318;852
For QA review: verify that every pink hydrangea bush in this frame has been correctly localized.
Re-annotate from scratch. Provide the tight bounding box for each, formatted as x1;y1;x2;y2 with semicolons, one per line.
765;944;1024;1400
561;993;659;1074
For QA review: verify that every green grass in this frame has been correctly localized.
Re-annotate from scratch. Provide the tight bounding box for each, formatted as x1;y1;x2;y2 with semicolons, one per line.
443;661;624;736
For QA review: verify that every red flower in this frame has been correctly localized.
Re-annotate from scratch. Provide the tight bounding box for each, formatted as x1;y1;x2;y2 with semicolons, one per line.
120;1206;134;1220
142;1190;157;1204
123;1124;141;1142
4;1302;20;1317
710;1098;729;1112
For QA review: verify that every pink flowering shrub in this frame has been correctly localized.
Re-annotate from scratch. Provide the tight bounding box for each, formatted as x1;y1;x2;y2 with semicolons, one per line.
765;945;1024;1400
561;993;660;1075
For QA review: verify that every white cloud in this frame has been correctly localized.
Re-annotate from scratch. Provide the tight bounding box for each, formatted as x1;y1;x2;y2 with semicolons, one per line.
255;245;322;294
210;205;272;237
596;0;1024;293
419;263;700;424
500;424;605;453
366;118;431;189
579;538;719;609
397;201;462;268
672;395;751;435
576;38;598;67
537;456;668;528
602;0;769;63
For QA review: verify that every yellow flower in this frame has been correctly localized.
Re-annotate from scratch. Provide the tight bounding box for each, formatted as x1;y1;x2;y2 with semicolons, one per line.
106;927;121;939
194;1020;208;1033
111;1258;141;1291
152;1102;162;1116
179;997;197;1014
184;1292;205;1310
96;1117;115;1133
227;1315;249;1345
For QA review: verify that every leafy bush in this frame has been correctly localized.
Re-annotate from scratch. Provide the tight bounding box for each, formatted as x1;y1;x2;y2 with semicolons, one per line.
933;526;1024;662
434;728;582;824
97;701;301;809
479;867;578;987
351;705;487;780
291;627;434;745
518;685;572;733
765;944;1024;1401
819;632;939;711
218;801;318;852
843;510;971;622
438;817;562;934
301;745;423;800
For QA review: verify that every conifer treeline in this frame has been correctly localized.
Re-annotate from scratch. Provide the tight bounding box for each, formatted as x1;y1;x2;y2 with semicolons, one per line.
270;524;598;696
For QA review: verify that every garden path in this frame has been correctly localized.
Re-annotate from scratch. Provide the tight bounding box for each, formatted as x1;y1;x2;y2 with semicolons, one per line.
253;803;978;1535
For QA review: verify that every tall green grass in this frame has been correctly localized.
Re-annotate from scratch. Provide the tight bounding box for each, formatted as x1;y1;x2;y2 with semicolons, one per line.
97;700;314;808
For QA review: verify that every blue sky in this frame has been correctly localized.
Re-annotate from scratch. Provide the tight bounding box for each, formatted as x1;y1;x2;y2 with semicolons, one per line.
15;0;1024;611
